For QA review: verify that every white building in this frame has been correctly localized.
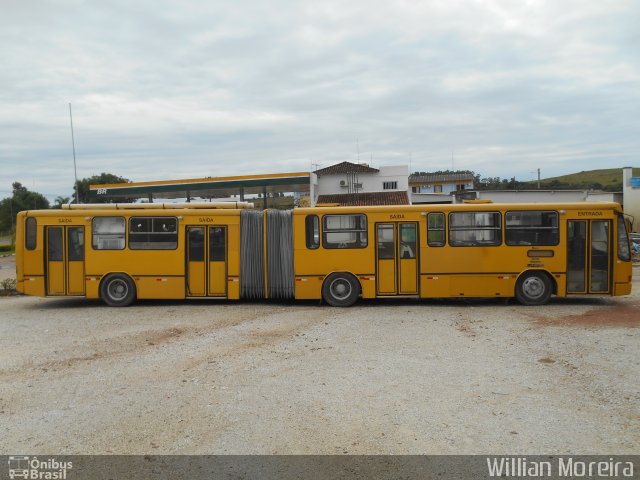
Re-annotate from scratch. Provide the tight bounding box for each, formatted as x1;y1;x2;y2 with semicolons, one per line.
311;162;410;206
623;166;640;232
459;189;623;204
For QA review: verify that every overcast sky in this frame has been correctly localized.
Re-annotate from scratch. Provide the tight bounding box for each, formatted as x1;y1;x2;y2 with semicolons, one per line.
1;0;639;200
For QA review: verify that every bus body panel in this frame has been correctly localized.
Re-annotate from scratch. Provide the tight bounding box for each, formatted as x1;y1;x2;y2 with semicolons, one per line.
13;201;632;305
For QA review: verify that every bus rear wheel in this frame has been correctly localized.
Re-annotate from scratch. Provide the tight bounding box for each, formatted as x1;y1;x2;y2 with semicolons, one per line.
100;274;136;307
322;273;360;307
515;271;551;306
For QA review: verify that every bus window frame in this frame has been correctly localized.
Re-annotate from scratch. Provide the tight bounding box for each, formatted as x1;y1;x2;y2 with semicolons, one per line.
617;213;631;261
25;217;37;250
322;214;368;249
92;216;126;251
504;210;560;247
305;215;320;250
448;211;502;247
427;212;445;247
128;216;179;250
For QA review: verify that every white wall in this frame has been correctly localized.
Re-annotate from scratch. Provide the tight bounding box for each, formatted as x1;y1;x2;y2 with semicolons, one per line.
472;190;588;203
314;165;409;199
623;167;640;232
414;181;473;194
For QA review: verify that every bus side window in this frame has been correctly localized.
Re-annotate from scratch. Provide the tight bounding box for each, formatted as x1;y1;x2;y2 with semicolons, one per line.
322;214;368;249
25;217;37;250
92;217;126;250
427;212;445;247
305;215;320;249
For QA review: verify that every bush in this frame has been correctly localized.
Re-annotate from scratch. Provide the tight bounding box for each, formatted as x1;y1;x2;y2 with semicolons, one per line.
0;244;13;253
0;277;17;295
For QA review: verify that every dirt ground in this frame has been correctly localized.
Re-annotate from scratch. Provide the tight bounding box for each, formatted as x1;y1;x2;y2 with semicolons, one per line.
0;258;638;454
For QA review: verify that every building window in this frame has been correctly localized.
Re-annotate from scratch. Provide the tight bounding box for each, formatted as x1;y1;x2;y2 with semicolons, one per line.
383;181;397;190
305;215;320;249
92;217;125;250
129;217;178;250
456;184;466;191
434;185;443;193
449;212;501;246
322;214;367;249
505;211;559;246
427;212;445;246
25;217;37;250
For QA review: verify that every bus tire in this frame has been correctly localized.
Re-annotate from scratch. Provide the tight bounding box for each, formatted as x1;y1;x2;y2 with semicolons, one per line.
100;274;136;307
515;271;551;306
322;273;360;307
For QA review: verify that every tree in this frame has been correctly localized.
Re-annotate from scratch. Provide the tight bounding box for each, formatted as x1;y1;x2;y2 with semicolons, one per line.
72;173;131;203
0;182;50;234
53;196;71;209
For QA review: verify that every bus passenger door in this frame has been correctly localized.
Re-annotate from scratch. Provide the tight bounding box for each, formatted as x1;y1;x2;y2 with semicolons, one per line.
567;220;611;294
46;226;85;296
187;227;206;296
46;227;65;295
207;226;227;297
398;223;418;294
376;222;418;296
186;226;227;297
66;227;85;295
376;224;396;294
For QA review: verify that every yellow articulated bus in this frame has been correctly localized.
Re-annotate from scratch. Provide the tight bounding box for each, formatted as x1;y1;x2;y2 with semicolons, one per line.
15;201;632;307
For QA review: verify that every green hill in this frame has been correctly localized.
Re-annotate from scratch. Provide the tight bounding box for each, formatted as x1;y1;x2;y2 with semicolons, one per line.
537;168;640;191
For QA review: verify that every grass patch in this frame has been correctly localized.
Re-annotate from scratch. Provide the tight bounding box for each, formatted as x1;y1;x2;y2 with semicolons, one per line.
539;168;640;190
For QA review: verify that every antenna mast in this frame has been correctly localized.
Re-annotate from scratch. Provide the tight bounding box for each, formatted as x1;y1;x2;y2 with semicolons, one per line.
69;103;79;203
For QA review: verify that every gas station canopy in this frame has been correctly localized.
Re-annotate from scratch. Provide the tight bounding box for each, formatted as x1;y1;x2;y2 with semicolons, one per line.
89;171;311;201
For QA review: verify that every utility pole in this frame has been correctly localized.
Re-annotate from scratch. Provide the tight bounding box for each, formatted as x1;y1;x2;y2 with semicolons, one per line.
69;103;79;203
537;168;541;189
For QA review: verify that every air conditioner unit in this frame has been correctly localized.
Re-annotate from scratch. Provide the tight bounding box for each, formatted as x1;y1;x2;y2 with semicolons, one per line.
354;183;363;189
339;180;347;187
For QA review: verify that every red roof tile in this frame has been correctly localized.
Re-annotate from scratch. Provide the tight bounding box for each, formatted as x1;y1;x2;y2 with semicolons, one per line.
316;191;409;206
314;161;379;175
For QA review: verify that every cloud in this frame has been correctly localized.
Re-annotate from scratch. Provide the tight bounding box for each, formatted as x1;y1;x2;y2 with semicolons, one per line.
0;0;638;198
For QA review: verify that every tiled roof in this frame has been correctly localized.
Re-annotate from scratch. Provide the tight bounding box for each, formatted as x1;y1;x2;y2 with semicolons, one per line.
316;191;409;206
314;161;379;176
409;173;474;184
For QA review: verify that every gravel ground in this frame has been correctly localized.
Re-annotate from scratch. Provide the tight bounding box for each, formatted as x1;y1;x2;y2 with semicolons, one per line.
0;254;14;282
0;262;638;454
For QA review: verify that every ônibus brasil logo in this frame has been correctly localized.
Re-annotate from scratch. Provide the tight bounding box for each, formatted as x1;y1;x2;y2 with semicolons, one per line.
8;456;72;480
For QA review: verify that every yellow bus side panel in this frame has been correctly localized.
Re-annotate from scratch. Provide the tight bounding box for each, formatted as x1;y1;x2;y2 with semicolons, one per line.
47;262;65;295
22;277;45;297
359;276;376;299
420;276;450;298
136;277;185;299
294;277;323;299
187;262;205;296
377;260;396;294
615;282;632;296
67;262;85;295
86;278;100;299
208;262;226;296
227;278;240;300
450;275;514;297
399;258;417;294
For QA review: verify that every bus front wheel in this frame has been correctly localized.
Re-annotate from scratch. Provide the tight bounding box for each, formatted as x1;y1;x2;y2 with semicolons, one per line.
100;274;136;307
515;271;551;306
322;273;360;307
